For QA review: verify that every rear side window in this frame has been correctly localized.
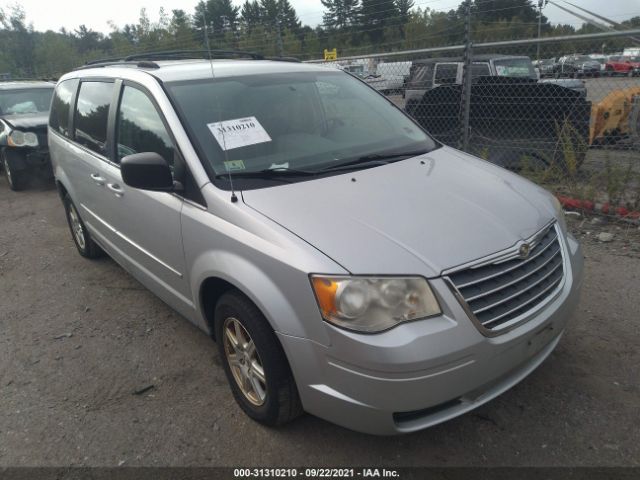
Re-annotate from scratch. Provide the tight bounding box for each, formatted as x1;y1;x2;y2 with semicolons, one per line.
74;81;113;156
471;63;491;80
49;79;78;137
434;64;458;85
116;86;175;164
408;66;431;88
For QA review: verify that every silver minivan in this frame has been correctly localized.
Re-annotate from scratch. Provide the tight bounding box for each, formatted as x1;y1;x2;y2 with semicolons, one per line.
49;54;584;435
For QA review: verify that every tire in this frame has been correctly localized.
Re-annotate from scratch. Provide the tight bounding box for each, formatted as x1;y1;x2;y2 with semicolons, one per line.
63;193;103;258
2;149;27;191
214;290;302;427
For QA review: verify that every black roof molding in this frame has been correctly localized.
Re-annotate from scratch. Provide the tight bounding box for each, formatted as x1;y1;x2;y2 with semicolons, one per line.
76;50;302;71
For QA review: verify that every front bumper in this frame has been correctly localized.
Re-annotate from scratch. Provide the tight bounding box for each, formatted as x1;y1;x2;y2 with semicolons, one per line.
577;68;599;75
4;147;51;171
278;233;584;435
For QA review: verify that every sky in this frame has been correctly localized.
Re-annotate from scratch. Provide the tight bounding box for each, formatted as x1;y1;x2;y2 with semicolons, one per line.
0;0;637;34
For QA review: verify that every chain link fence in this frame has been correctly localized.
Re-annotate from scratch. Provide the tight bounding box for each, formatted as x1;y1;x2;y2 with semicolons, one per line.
309;29;640;222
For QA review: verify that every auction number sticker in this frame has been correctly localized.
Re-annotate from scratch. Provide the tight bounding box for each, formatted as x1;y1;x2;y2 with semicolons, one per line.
208;116;272;151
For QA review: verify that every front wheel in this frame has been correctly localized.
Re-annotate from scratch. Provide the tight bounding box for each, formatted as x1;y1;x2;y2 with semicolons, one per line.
2;150;26;191
215;290;302;427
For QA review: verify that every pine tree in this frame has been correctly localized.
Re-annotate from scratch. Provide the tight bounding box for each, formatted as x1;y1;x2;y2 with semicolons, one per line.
241;0;262;30
279;0;300;30
321;0;360;30
194;0;239;37
472;0;539;24
360;0;399;43
396;0;414;25
259;0;299;31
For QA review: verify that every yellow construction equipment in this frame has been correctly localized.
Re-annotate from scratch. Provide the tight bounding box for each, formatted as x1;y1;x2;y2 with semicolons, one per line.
590;86;640;145
324;48;337;61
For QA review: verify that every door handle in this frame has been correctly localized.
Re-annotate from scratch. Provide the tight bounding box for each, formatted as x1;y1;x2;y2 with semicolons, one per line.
107;183;124;197
90;173;106;185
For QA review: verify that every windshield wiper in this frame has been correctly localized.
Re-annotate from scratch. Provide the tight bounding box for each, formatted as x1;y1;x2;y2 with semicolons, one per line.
213;150;432;180
214;167;318;180
318;149;431;173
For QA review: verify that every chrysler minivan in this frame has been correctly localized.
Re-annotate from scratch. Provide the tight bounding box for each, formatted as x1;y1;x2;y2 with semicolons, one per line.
49;52;583;435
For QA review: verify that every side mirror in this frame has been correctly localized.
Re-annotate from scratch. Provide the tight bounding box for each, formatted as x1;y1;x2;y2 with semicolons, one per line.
121;152;174;192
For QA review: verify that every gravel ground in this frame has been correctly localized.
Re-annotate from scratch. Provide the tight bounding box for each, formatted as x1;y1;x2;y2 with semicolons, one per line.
0;180;639;467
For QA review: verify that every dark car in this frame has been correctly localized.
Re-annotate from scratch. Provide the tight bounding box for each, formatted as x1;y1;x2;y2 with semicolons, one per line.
0;81;55;190
554;55;601;78
404;54;538;103
533;58;557;78
405;54;585;103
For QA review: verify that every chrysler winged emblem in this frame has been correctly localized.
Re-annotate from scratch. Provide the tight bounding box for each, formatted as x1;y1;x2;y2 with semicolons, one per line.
518;242;531;259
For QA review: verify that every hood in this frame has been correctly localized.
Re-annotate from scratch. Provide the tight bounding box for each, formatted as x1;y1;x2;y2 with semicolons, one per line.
242;146;556;276
1;112;49;131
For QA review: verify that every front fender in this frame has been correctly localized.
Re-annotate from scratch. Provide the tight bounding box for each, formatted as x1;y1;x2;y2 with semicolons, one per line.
181;193;346;346
190;250;330;345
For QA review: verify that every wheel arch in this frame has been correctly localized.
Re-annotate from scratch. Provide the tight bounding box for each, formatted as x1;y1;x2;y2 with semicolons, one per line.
191;250;330;344
53;168;77;206
55;178;68;201
199;276;239;339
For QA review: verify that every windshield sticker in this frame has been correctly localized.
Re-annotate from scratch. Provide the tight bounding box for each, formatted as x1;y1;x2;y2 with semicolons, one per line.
269;162;289;170
207;116;272;151
224;160;246;171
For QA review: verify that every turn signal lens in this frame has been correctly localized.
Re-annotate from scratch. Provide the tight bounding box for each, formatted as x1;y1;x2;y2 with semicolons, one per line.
311;276;338;318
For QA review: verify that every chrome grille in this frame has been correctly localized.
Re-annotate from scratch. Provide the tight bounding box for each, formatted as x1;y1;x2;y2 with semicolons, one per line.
447;223;564;332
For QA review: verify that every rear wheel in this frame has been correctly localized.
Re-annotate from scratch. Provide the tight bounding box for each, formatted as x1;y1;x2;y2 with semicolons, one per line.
63;193;103;258
2;150;26;191
214;290;302;427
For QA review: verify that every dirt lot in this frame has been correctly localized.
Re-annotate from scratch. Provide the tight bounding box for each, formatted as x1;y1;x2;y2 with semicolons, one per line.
0;180;639;467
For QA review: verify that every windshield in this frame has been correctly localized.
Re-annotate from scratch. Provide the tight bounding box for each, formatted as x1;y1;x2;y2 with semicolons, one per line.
167;71;436;187
0;88;53;116
493;58;537;79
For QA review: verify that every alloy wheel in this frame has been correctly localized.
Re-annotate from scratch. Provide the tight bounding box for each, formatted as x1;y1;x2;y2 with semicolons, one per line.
3;156;13;188
68;203;86;250
223;317;267;406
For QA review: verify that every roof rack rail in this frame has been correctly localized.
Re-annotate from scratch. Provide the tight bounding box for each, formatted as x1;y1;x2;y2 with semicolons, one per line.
122;49;265;61
75;60;161;71
78;50;301;71
265;56;302;63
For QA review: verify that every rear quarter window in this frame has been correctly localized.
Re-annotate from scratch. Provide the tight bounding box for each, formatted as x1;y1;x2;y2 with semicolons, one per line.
74;81;113;156
49;79;79;137
434;64;458;85
408;66;431;88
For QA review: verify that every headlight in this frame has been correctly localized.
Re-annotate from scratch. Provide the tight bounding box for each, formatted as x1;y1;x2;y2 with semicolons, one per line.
552;196;567;233
8;130;38;147
310;275;441;333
